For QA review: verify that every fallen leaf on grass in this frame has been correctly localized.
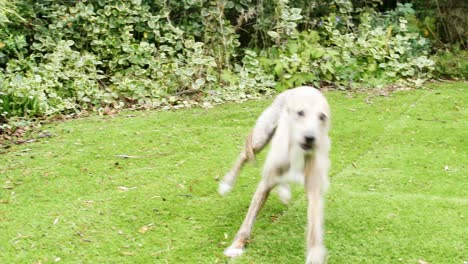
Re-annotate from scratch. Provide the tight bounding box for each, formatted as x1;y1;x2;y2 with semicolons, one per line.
138;223;154;234
38;132;53;138
118;186;137;192
138;225;149;234
3;180;13;189
418;259;430;264
102;106;115;115
120;251;135;256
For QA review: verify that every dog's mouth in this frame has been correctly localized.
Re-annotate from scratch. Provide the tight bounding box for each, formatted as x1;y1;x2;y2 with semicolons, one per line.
300;143;314;151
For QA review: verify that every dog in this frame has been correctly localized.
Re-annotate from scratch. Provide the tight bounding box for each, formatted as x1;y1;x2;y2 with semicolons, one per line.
218;86;331;264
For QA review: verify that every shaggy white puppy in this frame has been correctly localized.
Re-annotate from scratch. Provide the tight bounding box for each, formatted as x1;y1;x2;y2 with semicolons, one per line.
219;86;331;264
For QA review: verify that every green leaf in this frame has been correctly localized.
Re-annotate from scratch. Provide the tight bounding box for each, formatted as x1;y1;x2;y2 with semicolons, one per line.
267;31;279;39
310;48;325;59
287;41;299;53
225;1;235;9
274;64;283;76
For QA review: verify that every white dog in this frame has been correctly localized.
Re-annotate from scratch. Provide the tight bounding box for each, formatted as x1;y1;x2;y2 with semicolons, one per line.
218;86;331;264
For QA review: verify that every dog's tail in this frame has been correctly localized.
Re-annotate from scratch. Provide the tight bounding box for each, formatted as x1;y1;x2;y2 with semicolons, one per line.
244;132;256;162
218;93;286;196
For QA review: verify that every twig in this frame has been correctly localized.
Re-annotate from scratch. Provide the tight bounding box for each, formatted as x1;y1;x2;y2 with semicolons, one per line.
114;154;141;159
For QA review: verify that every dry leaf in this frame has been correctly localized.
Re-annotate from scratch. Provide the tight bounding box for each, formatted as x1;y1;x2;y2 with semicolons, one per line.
103;106;118;116
138;223;154;234
418;259;430;264
3;180;13;189
138;225;149;234
118;186;137;192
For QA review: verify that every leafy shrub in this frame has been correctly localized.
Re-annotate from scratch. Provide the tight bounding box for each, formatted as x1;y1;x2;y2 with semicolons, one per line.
0;0;275;126
260;30;325;90
259;3;435;89
432;47;468;80
0;0;443;130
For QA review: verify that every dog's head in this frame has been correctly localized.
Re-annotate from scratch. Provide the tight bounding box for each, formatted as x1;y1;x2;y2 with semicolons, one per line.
285;87;330;153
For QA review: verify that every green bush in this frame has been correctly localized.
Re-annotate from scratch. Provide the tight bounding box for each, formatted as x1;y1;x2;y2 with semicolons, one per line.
432;47;468;80
0;0;275;126
0;0;444;129
259;3;435;90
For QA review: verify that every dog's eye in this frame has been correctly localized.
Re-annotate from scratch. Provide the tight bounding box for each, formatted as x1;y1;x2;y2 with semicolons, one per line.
319;113;327;121
297;110;305;117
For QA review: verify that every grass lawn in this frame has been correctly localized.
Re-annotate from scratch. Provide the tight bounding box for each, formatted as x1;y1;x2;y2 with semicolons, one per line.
0;82;466;264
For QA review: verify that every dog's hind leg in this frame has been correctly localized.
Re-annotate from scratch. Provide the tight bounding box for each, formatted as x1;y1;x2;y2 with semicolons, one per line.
218;94;286;196
218;135;252;196
223;178;275;257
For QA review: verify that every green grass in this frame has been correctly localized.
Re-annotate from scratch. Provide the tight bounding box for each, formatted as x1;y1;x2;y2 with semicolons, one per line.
0;82;466;264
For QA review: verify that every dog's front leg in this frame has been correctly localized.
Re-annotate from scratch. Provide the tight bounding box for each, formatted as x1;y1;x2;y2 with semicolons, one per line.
304;158;327;264
224;179;274;258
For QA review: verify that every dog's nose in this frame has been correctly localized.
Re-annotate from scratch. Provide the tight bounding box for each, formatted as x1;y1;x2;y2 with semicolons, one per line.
305;136;315;145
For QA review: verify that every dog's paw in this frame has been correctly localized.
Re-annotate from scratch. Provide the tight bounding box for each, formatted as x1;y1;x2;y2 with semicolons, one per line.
278;184;291;204
305;246;327;264
224;246;244;258
218;182;232;196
